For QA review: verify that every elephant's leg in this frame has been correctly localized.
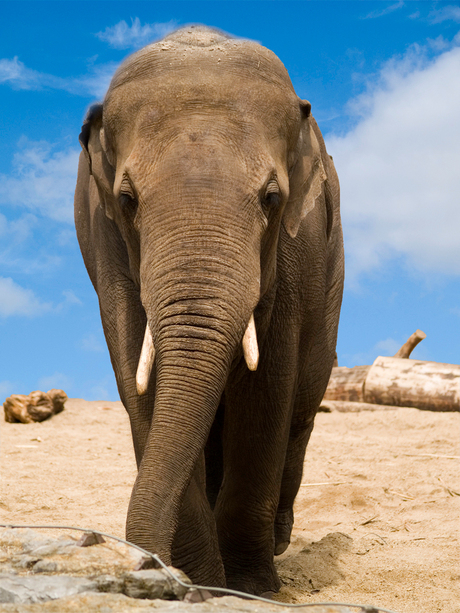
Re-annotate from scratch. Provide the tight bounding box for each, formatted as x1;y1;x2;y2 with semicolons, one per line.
172;453;226;587
204;397;225;510
89;210;155;467
274;391;316;555
214;377;295;596
98;285;155;466
275;335;334;555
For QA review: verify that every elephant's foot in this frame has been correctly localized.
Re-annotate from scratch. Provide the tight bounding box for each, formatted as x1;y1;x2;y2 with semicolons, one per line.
172;509;226;588
274;541;290;556
172;550;226;588
227;576;281;597
274;509;294;556
225;561;281;597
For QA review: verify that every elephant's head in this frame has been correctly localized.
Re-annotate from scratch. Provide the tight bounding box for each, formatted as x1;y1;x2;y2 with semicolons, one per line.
78;26;331;562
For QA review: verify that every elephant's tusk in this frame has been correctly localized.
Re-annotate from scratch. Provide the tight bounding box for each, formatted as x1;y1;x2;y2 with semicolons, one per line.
136;324;155;395
242;313;259;371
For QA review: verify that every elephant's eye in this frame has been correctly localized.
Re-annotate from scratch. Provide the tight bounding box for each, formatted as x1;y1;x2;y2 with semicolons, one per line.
263;181;281;209
118;175;138;212
119;180;138;211
119;192;137;209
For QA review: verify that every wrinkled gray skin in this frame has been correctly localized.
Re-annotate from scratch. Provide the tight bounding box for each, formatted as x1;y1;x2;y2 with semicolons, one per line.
74;26;344;596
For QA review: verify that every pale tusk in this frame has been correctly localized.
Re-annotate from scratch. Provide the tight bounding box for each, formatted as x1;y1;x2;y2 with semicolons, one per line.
136;324;155;395
242;313;259;371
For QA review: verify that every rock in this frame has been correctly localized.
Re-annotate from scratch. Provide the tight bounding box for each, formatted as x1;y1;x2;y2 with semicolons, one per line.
93;574;124;594
122;568;190;600
27;539;78;558
1;529;142;577
0;529;353;612
0;574;98;604
14;556;42;570
0;529;189;605
77;531;106;547
32;560;58;573
0;593;355;612
4;529;55;551
3;390;68;423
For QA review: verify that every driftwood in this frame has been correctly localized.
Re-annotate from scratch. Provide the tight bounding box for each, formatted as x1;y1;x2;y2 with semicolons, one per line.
323;365;370;402
365;356;460;412
324;330;460;412
3;389;68;423
393;329;426;358
319;399;404;412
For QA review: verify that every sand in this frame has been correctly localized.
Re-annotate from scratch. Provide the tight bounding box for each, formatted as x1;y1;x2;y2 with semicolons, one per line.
1;399;459;613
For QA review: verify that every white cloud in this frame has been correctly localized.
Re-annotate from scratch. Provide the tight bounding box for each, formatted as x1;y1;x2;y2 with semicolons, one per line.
0;251;61;276
429;5;460;24
38;372;73;392
341;337;400;366
0;140;80;223
0;380;15;399
0;57;41;88
96;17;176;49
374;337;402;356
0;278;82;318
0;213;59;274
0;212;36;244
426;35;451;53
0;56;117;99
68;62;119;99
61;290;82;306
0;21;177;101
363;0;404;19
57;228;77;247
0;277;52;317
80;333;104;352
327;40;460;282
341;334;428;367
89;377;117;401
54;290;83;313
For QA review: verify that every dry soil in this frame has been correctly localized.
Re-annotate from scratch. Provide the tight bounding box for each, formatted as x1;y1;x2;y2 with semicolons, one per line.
1;399;459;613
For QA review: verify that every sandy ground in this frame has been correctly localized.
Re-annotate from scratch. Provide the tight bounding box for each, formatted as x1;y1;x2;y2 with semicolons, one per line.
1;399;459;613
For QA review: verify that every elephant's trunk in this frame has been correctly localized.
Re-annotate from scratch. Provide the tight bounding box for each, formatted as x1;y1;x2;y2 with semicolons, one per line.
126;218;262;560
127;304;250;559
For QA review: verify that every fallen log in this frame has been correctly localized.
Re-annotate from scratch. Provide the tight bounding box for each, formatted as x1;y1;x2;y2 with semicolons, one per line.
319;399;403;412
323;365;370;402
324;329;459;411
325;330;426;404
324;357;460;412
364;356;460;412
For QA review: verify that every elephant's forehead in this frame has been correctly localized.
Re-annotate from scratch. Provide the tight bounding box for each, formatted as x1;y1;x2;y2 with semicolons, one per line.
104;41;300;137
110;36;294;93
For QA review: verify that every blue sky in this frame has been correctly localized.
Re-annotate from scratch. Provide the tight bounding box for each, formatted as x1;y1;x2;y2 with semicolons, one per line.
1;1;459;400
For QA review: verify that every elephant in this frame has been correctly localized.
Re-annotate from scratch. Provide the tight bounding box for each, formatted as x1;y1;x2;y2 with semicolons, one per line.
74;25;344;596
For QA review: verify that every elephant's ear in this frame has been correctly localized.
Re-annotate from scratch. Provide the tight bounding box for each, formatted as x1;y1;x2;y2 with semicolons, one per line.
79;104;116;220
283;101;327;239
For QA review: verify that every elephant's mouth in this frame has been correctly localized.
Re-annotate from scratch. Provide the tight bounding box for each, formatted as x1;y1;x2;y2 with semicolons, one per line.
136;313;259;396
